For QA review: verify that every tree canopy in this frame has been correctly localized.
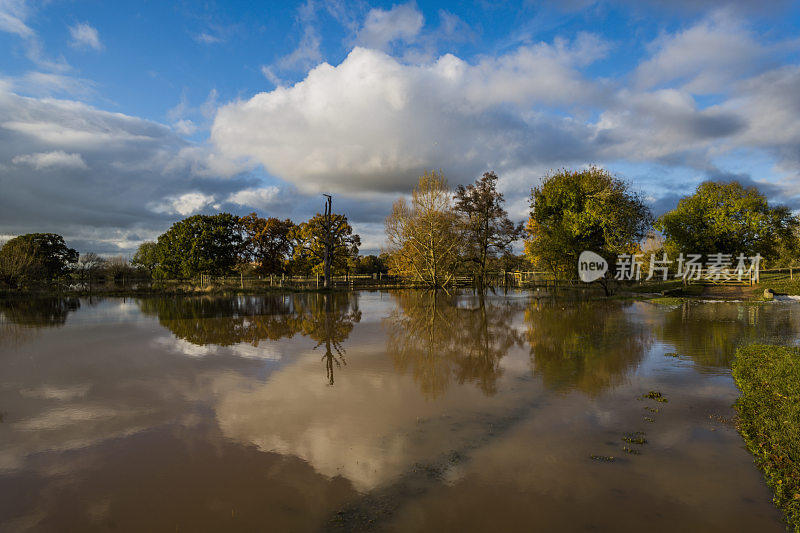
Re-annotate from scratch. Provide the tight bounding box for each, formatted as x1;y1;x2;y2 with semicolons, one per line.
291;212;360;276
524;167;653;279
0;233;78;288
131;241;159;275
154;213;243;278
240;213;295;275
385;171;463;288
655;181;798;259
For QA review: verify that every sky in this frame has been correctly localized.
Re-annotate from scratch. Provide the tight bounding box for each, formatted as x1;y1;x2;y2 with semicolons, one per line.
1;0;800;255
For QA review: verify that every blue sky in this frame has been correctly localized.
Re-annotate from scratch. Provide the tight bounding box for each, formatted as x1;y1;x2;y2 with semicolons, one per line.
1;0;800;253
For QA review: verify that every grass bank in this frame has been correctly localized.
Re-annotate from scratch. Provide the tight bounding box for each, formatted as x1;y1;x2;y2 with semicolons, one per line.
761;279;800;296
733;344;800;531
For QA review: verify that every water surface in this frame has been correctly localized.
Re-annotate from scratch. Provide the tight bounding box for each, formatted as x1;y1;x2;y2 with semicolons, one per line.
0;292;793;531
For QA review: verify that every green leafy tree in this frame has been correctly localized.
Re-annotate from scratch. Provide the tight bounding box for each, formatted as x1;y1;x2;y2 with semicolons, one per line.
240;213;295;275
524;167;652;289
154;214;243;278
132;241;159;276
655;181;798;260
455;171;523;287
351;254;388;275
291;213;360;278
0;233;78;288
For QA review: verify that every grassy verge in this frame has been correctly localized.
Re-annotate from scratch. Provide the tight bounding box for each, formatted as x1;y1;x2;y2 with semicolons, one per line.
732;344;800;531
762;279;800;296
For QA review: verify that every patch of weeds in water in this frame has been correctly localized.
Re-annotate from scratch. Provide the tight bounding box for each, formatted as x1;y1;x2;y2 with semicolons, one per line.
622;446;641;455
644;416;655;423
590;455;616;463
643;390;668;403
664;352;680;358
644;406;660;413
622;432;648;445
446;450;464;465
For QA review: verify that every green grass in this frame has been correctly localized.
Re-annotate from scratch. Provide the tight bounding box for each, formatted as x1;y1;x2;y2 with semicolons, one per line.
762;279;800;296
733;345;800;531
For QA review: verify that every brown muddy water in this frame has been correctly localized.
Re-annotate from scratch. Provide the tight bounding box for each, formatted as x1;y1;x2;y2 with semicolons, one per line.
0;291;794;532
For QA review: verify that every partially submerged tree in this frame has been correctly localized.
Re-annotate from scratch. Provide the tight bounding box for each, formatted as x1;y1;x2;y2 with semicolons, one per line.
656;181;798;260
0;233;78;288
455;171;523;287
385;171;462;288
76;252;106;287
524;167;652;291
292;211;360;283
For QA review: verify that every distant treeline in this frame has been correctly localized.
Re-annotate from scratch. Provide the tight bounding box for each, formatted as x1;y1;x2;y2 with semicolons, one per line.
1;167;797;291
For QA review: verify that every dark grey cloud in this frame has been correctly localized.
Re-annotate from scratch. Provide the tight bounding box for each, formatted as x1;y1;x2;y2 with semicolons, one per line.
0;89;273;254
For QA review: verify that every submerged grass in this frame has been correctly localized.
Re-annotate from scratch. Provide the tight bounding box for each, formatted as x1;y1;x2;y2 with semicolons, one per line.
733;344;800;531
648;297;686;306
642;391;669;403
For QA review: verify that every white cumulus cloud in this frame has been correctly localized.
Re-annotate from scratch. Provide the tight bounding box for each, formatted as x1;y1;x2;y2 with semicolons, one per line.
12;150;88;169
211;42;605;194
148;192;217;216
226;186;281;209
357;2;424;50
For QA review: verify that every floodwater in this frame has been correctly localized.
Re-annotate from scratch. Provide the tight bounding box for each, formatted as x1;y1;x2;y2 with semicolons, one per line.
0;291;793;532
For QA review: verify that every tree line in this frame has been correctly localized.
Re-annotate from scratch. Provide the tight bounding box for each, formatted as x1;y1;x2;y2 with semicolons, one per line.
1;166;797;291
134;210;377;287
131;211;362;283
386;167;798;289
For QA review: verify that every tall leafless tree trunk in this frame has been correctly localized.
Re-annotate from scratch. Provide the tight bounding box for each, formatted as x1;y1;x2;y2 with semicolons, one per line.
323;194;332;288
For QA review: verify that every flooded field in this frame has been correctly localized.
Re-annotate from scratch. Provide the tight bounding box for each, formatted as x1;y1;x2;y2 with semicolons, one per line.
0;291;794;531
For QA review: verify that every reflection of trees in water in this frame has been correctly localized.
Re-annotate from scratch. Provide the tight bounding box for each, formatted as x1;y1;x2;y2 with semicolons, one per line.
138;293;361;384
0;298;81;346
0;298;80;327
294;293;361;385
657;303;800;368
525;300;651;396
385;291;523;398
138;295;300;346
